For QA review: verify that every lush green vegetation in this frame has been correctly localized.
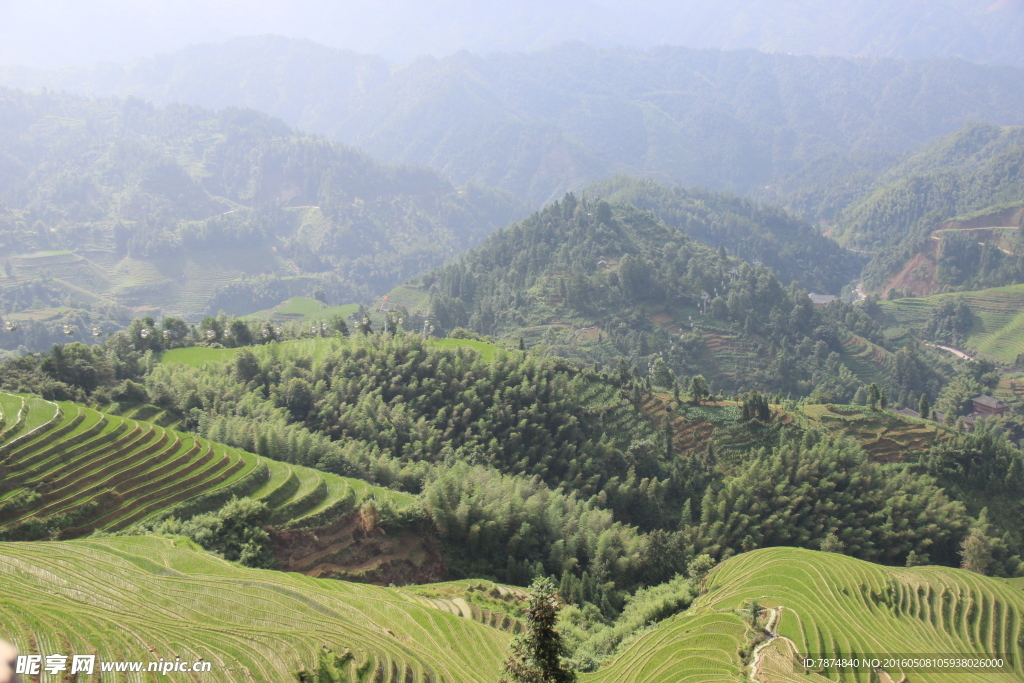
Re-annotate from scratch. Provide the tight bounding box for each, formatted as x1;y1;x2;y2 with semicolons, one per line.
822;124;1024;294
5;322;1019;600
594;178;862;295
7;31;1024;683
410;191;950;401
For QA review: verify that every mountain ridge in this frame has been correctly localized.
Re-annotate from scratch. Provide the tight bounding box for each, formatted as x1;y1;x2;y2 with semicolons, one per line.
8;38;1024;206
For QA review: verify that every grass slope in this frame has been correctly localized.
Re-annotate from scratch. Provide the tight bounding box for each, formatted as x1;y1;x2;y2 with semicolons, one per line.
879;284;1024;363
0;392;413;541
0;536;509;683
246;296;359;323
588;547;1024;683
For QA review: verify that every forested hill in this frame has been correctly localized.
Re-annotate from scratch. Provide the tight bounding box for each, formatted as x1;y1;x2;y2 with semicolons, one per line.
0;87;525;317
410;191;947;402
7;38;1024;205
816;123;1024;293
592;178;862;294
831;123;1024;251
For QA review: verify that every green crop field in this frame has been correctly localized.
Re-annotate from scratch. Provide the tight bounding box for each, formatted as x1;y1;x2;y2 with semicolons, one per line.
429;338;499;361
0;392;414;542
880;284;1024;363
0;536;510;683
246;296;360;323
158;345;241;366
588;547;1024;683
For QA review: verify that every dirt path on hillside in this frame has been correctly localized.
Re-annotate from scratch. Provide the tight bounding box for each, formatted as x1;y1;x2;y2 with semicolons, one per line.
749;607;787;681
923;342;976;362
748;608;907;683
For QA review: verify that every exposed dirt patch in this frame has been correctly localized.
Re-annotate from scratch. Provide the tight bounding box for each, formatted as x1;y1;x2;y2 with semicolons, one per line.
270;513;447;586
884;239;939;296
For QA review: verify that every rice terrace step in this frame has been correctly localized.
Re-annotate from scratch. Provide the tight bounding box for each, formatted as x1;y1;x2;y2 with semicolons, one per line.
0;392;415;541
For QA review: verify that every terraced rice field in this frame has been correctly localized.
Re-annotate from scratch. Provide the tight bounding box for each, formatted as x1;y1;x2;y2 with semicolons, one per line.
701;330;758;379
11;250;113;295
0;536;510;683
838;331;894;386
701;547;1024;682
799;404;946;463
7;245;284;320
880;284;1024;364
586;548;1024;683
3;537;1020;682
584;610;747;682
0;392;414;541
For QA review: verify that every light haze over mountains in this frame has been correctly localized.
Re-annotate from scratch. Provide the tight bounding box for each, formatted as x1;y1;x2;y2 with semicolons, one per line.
2;0;1023;69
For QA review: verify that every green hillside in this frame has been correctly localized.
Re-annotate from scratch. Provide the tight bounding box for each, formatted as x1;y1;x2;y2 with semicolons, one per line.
0;391;414;543
590;547;1024;683
0;87;525;342
23;38;1024;207
831;123;1024;251
159;335;499;368
2;540;1021;683
245;296;359;324
879;284;1024;364
593;178;862;295
0;536;510;683
407;192;941;399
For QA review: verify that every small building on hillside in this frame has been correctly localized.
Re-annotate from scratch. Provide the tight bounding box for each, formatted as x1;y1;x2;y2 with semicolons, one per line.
809;293;837;306
971;395;1011;416
895;408;921;419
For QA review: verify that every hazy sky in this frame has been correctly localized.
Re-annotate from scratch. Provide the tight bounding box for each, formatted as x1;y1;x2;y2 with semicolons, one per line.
1;0;1023;68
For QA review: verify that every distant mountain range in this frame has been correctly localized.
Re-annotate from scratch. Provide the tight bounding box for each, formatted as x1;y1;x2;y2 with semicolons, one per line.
6;37;1024;207
0;87;525;326
2;0;1022;68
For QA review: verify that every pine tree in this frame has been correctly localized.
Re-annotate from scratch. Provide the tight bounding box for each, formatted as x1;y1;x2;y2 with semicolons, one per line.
679;498;692;528
746;599;766;627
959;530;992;575
905;550;928;567
690;375;709;405
499;577;576;683
867;383;880;410
702;440;717;472
819;532;845;553
918;393;930;418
